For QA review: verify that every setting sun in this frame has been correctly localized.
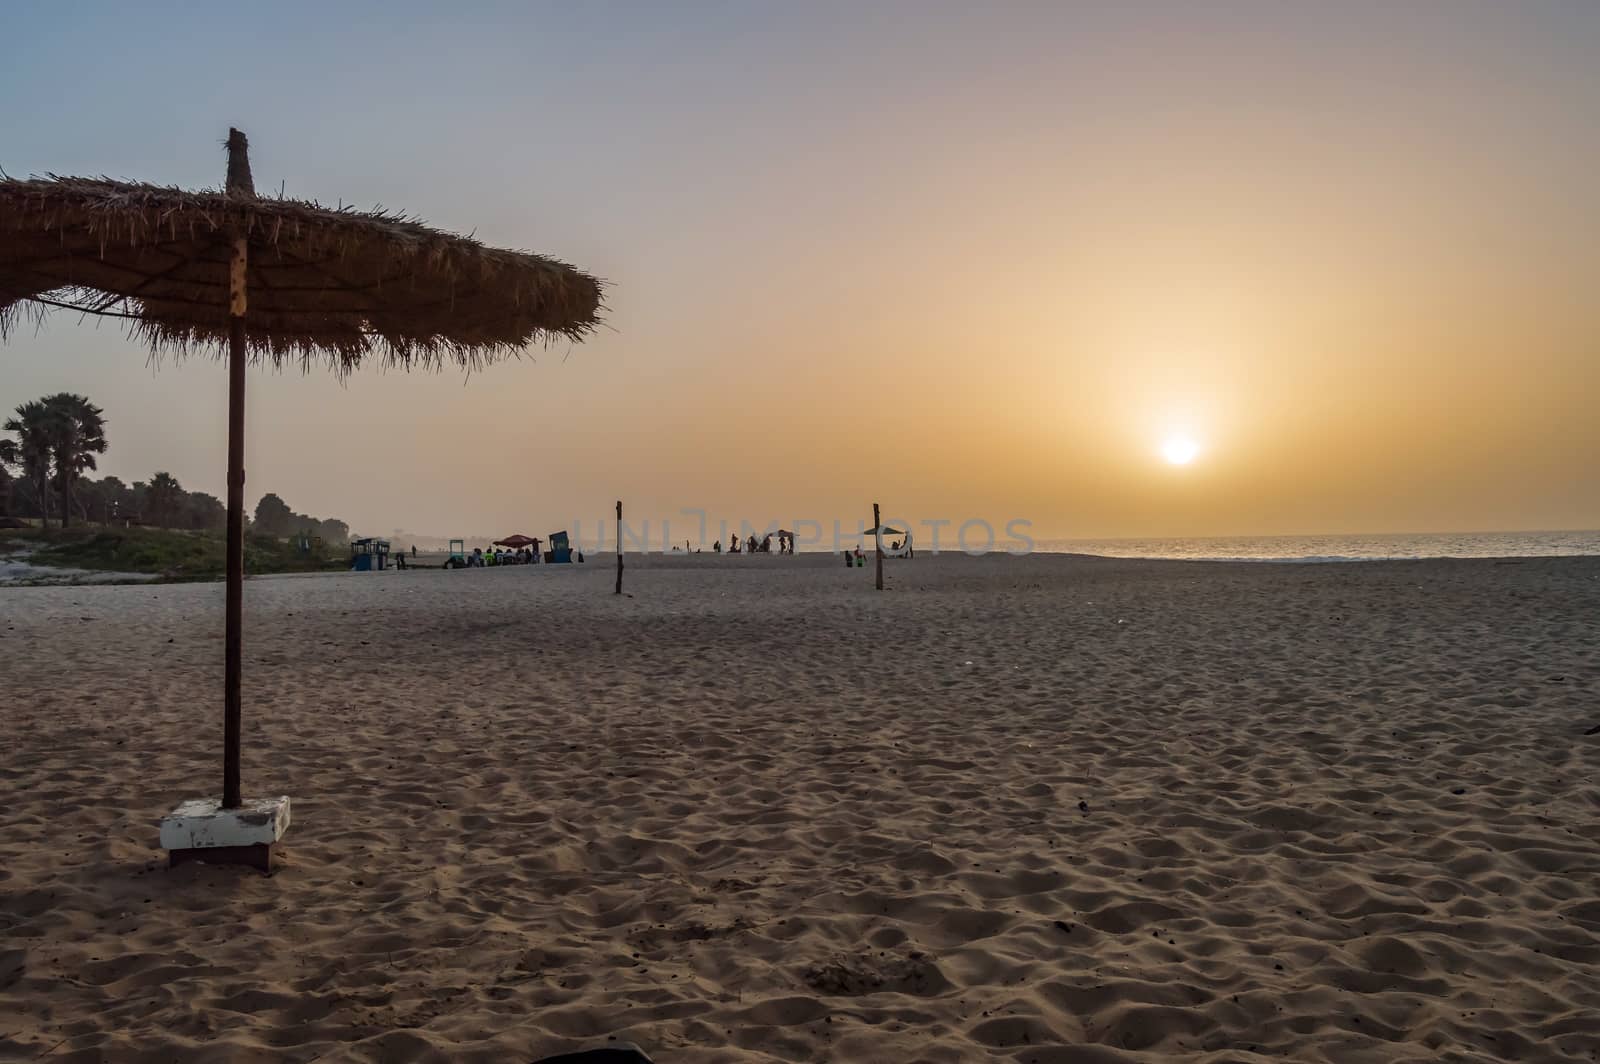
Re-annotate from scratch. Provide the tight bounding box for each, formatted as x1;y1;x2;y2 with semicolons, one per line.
1161;436;1201;466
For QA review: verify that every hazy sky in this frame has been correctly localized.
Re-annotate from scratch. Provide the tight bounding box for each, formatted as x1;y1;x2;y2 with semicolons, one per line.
4;2;1597;542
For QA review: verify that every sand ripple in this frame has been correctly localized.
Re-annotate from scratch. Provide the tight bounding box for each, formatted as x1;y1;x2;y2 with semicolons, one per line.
1;554;1598;1061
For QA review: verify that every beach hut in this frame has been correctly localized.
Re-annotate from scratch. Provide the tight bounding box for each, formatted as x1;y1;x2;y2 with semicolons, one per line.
349;537;391;571
0;130;602;871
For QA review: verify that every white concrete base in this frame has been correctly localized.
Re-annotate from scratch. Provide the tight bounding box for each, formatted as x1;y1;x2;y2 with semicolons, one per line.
160;795;291;850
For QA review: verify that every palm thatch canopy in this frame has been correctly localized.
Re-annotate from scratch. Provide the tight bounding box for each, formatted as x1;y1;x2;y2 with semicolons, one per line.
0;129;606;828
0;137;603;371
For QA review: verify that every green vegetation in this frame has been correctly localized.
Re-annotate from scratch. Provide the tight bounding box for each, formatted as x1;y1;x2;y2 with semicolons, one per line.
4;393;350;542
4;392;359;581
252;492;349;544
7;526;348;581
2;393;107;528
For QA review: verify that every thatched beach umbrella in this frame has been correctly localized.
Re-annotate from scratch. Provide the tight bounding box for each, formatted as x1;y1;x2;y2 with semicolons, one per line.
0;130;601;864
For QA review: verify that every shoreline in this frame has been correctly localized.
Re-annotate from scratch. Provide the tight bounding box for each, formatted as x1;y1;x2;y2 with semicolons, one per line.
8;547;1598;589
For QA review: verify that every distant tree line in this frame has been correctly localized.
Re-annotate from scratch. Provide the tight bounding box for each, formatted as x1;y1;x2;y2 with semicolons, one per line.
251;492;349;546
2;394;348;544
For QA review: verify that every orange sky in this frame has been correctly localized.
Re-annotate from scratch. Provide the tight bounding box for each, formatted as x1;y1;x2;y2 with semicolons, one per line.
5;3;1598;541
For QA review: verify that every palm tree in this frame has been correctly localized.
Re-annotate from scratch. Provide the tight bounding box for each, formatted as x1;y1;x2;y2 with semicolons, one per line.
2;401;54;527
42;394;107;530
146;472;183;528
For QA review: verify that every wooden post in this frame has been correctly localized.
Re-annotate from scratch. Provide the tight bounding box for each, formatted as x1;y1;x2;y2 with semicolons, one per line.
222;129;254;811
615;500;623;594
874;502;884;591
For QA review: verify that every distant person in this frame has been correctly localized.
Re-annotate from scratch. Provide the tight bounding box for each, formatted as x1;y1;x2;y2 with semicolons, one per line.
731;533;740;554
713;540;721;553
411;545;417;558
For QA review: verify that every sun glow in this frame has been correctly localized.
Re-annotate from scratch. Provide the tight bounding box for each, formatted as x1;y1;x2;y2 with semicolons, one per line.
1161;436;1201;466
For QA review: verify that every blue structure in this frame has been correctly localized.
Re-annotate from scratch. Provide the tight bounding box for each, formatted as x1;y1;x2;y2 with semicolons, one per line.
546;530;572;563
442;538;468;569
350;537;391;571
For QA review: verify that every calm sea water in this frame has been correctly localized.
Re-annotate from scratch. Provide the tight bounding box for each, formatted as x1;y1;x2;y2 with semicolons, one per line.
1028;530;1600;562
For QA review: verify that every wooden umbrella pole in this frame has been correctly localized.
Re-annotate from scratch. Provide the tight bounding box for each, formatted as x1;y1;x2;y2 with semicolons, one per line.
223;300;245;809
874;502;883;591
615;500;623;594
222;129;254;810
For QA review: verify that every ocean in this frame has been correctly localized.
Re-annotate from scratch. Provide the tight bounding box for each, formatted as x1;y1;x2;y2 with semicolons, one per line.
1027;530;1600;562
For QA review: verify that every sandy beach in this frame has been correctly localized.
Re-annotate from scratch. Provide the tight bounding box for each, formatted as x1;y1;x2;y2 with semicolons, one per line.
1;552;1597;1063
